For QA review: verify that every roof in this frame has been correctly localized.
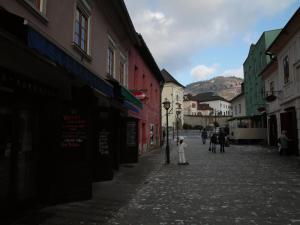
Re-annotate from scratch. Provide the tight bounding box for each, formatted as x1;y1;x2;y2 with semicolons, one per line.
267;7;300;54
161;69;185;88
230;93;244;103
137;34;164;84
189;92;229;103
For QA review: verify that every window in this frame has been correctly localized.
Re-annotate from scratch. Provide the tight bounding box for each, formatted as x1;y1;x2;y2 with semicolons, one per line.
119;53;128;87
283;55;290;84
238;104;241;114
192;103;196;108
24;0;47;15
270;81;274;93
74;4;90;54
235;106;238;115
107;39;115;77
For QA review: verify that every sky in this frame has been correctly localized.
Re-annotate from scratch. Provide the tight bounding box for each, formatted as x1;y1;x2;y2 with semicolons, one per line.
124;0;300;86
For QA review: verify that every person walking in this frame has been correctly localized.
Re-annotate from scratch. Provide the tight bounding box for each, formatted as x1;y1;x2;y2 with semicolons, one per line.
201;128;208;144
178;136;189;165
210;133;217;153
278;130;289;155
218;131;226;153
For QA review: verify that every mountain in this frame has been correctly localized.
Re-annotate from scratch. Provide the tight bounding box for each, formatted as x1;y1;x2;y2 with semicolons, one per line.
185;76;243;101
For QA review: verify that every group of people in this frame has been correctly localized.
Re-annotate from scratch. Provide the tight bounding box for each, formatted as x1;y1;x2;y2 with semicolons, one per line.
201;128;228;153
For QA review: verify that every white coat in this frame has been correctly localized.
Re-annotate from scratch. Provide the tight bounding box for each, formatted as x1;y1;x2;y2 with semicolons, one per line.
178;142;187;164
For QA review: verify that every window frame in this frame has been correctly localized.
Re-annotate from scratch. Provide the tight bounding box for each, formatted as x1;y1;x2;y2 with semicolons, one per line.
119;52;128;87
73;0;91;56
107;36;116;78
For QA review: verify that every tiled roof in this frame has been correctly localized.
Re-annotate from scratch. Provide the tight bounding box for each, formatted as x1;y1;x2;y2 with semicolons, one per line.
161;69;185;88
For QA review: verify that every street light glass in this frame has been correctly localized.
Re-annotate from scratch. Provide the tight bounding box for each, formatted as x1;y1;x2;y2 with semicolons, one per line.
163;99;171;110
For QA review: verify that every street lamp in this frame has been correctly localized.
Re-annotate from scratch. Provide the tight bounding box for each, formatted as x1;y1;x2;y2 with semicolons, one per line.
176;104;182;146
163;98;171;164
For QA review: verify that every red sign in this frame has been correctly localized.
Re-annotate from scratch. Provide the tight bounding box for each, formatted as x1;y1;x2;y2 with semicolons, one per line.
132;91;146;100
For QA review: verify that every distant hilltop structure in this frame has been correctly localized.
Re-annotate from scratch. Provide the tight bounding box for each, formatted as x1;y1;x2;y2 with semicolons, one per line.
185;76;243;101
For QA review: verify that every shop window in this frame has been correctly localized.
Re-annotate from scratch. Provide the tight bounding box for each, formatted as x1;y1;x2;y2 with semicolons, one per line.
74;1;91;54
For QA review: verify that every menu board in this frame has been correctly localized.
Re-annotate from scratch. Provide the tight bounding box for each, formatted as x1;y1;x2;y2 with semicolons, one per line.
61;114;87;149
99;129;110;155
126;121;137;147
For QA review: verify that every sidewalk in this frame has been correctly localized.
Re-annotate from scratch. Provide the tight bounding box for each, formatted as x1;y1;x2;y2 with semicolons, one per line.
10;144;177;225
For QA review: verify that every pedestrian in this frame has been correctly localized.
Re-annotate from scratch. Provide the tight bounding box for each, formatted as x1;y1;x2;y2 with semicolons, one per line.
201;128;208;144
278;130;289;155
210;133;217;153
178;136;189;165
218;131;225;153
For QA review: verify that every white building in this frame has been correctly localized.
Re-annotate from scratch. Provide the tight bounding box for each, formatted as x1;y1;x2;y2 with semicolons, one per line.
261;8;300;153
161;69;185;129
230;92;246;118
187;92;232;116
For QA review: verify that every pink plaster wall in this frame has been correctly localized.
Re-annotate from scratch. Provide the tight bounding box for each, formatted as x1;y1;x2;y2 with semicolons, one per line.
128;47;161;153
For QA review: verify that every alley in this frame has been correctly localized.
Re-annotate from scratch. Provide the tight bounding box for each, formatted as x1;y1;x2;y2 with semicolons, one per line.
11;133;300;225
106;134;300;225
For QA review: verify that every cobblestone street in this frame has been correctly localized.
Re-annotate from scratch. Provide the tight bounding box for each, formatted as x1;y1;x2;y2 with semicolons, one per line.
106;135;300;225
11;133;300;225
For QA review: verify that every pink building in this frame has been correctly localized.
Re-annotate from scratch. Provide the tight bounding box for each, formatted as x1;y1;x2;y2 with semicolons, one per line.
129;34;164;153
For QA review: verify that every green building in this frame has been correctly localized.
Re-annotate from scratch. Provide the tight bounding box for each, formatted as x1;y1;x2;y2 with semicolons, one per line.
243;29;281;117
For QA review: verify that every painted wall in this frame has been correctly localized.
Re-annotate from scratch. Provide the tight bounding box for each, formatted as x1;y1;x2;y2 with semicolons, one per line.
184;115;231;128
183;100;198;115
201;100;232;116
128;47;161;153
161;83;184;129
0;0;131;85
243;30;281;116
231;95;246;118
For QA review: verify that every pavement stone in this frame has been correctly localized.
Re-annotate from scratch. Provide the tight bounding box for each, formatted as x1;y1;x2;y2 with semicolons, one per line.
9;133;300;225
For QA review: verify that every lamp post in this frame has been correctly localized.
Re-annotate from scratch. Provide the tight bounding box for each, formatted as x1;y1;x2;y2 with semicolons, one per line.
176;104;182;146
163;98;171;164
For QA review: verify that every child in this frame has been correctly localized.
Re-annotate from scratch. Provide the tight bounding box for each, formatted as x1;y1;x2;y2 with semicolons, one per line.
178;136;189;165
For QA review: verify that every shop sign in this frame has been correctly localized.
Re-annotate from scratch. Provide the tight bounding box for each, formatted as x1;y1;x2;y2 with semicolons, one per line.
132;91;146;100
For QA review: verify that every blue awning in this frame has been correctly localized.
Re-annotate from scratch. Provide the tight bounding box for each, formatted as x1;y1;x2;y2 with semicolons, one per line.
27;27;113;97
123;100;141;113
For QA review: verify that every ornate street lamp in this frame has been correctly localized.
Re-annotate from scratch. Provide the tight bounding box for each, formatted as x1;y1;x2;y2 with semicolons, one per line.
176;104;182;146
162;98;171;164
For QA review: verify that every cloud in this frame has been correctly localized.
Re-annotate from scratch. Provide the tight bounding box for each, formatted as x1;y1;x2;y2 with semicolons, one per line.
124;0;297;72
191;65;217;80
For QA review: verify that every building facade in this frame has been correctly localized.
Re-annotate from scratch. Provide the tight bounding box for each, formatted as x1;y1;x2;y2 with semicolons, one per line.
243;29;281;116
262;7;300;154
0;0;147;214
161;69;185;130
129;34;164;154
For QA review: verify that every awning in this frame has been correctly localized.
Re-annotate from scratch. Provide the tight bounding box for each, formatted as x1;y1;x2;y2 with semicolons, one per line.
121;87;143;109
27;27;114;97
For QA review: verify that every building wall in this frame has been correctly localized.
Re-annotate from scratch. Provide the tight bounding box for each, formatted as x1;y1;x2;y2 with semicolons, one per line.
231;95;246;117
201;100;232;116
243;30;281;116
128;47;161;153
161;83;184;129
184;115;231;128
183;100;198;115
1;0;131;85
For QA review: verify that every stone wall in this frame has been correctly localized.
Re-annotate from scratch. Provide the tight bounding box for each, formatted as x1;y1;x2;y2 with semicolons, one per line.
183;115;232;128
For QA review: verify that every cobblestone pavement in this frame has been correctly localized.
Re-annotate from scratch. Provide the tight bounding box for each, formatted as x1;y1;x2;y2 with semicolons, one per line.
11;134;300;225
106;136;300;225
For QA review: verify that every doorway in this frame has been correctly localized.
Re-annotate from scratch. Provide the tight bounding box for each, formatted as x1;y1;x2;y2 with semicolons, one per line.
268;115;278;146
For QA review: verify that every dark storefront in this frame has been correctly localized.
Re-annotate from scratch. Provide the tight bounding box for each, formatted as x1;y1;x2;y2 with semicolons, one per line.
0;9;120;215
280;107;299;155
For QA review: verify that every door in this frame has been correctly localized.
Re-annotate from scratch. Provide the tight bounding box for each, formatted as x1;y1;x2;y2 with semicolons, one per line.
0;106;37;210
268;115;278;146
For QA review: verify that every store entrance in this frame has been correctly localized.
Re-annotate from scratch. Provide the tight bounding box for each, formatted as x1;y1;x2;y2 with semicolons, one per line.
0;104;37;211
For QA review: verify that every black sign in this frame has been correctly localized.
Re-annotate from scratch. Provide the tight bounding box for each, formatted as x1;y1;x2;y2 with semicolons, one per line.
99;129;110;155
126;121;137;147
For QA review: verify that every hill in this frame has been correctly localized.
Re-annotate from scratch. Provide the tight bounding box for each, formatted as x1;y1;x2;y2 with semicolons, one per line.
185;76;243;101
